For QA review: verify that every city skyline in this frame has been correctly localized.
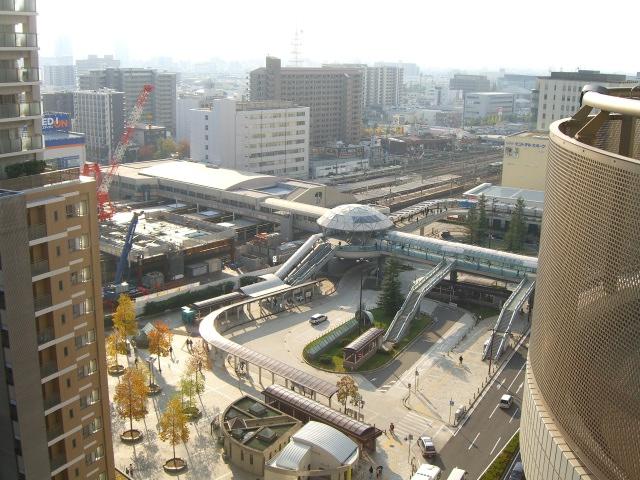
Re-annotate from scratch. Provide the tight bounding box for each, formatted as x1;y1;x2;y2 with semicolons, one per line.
38;0;637;73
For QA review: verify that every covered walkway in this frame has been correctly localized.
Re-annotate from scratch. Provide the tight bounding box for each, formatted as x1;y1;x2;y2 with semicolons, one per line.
199;279;339;402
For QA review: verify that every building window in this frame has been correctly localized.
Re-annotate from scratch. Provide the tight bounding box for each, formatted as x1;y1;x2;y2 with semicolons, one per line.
53;211;58;221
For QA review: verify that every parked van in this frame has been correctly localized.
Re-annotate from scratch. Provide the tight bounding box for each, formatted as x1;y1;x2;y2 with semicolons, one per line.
411;463;441;480
446;467;467;480
499;394;513;409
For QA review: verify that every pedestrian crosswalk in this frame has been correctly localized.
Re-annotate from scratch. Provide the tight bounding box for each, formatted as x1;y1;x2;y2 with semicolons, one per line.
393;411;433;439
376;379;397;393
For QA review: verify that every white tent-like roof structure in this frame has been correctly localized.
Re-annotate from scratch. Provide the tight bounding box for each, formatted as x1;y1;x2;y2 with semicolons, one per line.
317;204;393;232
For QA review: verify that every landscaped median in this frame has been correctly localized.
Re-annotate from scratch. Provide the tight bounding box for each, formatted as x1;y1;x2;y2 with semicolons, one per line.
478;432;519;480
303;307;432;372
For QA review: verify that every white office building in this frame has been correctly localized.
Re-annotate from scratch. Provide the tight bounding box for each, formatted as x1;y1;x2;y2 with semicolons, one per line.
190;99;310;178
73;89;124;163
43;64;76;90
464;92;514;122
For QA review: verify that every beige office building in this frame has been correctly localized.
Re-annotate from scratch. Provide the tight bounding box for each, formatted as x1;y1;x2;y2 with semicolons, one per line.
501;132;549;191
520;88;640;480
250;57;363;146
0;3;114;479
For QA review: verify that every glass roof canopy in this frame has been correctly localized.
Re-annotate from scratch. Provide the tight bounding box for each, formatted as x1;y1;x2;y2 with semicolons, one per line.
317;204;394;232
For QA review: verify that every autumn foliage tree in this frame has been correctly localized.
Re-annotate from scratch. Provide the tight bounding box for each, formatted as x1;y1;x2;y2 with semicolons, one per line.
158;396;190;467
106;331;127;370
148;321;173;373
336;376;359;413
113;294;137;340
113;367;150;440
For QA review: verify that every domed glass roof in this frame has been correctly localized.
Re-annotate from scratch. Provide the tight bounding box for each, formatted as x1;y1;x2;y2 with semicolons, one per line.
317;204;394;232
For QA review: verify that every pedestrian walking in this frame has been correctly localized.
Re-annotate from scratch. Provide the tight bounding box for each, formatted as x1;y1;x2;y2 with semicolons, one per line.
129;464;134;477
134;357;138;367
369;465;374;479
169;345;173;359
459;355;463;366
125;467;130;475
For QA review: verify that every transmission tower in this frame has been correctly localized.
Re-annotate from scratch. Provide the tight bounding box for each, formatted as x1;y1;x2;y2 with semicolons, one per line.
290;29;304;67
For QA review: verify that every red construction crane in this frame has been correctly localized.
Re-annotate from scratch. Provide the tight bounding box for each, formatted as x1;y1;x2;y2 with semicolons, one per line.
82;84;154;221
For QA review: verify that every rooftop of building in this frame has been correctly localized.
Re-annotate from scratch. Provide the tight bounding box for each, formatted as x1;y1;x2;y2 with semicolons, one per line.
271;421;358;470
540;70;628;82
465;91;514;97
464;183;545;206
43;130;85;147
317;203;394;232
507;131;549;140
222;396;300;452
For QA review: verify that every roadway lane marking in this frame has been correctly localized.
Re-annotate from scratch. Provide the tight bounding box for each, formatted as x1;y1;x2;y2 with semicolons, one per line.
489;437;502;456
488;403;500;419
507;363;526;391
509;408;519;424
516;382;524;394
496;377;506;389
468;432;480;450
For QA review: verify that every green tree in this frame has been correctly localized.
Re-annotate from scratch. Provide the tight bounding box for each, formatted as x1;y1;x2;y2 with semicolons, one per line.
377;257;403;318
466;205;478;244
158;396;190;466
154;138;178;159
476;194;489;246
505;197;527;252
336;376;359;413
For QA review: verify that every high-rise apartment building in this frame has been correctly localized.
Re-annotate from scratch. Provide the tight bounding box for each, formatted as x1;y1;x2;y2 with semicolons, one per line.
0;3;114;480
250;57;363;146
520;87;640;480
190;99;310;178
73;90;125;163
43;65;76;91
364;66;404;107
534;70;634;130
75;55;120;78
79;68;177;135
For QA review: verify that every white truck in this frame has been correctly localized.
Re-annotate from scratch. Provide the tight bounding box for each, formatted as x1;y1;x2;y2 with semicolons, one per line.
411;464;442;480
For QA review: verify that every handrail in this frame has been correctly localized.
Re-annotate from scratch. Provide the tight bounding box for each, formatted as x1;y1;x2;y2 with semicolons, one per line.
582;90;640;117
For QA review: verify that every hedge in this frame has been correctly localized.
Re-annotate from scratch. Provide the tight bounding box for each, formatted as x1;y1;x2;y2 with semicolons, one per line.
142;281;234;316
5;160;46;178
479;432;519;480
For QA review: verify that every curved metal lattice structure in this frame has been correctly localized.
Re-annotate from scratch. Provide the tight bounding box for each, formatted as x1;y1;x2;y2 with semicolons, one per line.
523;87;640;480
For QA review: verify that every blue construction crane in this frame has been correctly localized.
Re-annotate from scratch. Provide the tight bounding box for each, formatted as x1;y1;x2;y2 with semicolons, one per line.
104;211;142;300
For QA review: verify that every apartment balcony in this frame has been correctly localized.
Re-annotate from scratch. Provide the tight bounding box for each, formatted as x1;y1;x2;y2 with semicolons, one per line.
0;0;36;13
34;293;52;311
40;360;58;379
37;326;55;346
0;67;39;84
0;101;40;120
0;32;37;48
43;391;61;411
0;167;80;191
46;423;64;442
27;223;47;241
0;135;43;156
31;258;49;277
50;454;67;473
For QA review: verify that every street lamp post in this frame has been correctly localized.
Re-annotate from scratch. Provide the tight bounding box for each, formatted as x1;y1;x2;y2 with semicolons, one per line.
407;433;414;463
449;399;455;425
357;258;366;334
488;327;495;375
147;356;155;387
414;369;419;392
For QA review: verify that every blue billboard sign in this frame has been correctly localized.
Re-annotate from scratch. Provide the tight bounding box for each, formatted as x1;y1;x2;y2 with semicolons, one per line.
42;112;71;132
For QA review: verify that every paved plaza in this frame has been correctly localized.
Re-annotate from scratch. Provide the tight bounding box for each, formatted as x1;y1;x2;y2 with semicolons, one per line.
108;264;525;479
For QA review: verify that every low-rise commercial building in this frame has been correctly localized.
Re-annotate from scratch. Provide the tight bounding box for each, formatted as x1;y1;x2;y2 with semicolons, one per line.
502;131;549;190
265;421;359;480
221;396;301;477
464;92;514;123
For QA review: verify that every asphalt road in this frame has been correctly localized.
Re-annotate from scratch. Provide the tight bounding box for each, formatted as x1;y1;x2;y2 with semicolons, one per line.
360;305;463;388
433;340;528;478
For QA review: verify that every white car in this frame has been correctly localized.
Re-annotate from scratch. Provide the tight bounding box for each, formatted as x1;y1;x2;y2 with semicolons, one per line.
411;463;441;480
309;313;327;325
499;394;513;409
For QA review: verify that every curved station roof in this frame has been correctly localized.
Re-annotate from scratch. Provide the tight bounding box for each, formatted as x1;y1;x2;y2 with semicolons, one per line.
317;204;393;232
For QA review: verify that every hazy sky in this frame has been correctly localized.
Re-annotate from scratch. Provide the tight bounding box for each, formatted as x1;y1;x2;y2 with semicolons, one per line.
38;0;637;74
